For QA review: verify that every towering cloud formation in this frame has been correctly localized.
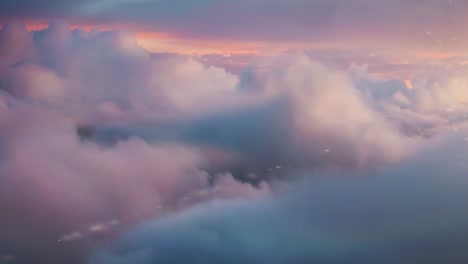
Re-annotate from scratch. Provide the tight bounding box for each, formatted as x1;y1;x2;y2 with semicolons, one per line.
1;21;468;263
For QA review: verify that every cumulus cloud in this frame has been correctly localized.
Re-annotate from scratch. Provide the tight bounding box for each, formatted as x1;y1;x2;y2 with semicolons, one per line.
91;53;419;183
349;63;468;137
0;96;271;263
0;20;243;123
240;54;410;167
0;21;263;263
0;103;195;262
89;53;416;181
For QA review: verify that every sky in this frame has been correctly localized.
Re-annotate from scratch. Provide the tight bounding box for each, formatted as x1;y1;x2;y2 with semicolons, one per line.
1;0;468;55
2;1;468;264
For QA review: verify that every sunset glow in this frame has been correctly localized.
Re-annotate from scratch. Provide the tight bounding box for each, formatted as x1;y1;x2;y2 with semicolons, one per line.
2;1;468;264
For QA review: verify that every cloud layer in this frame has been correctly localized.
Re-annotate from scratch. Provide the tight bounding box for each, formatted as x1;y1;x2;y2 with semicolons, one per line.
89;130;468;264
1;21;468;263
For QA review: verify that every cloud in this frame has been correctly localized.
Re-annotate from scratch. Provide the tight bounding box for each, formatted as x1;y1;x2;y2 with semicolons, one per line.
91;53;413;180
0;103;199;262
88;129;468;264
0;96;272;263
0;21;261;263
1;20;468;263
348;63;468;137
0;20;243;122
240;54;410;165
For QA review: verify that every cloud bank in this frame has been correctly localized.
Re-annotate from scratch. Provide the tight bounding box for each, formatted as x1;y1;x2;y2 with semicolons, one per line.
89;130;468;264
1;21;468;263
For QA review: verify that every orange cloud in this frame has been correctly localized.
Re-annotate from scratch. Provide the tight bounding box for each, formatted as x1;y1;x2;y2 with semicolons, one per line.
404;80;413;89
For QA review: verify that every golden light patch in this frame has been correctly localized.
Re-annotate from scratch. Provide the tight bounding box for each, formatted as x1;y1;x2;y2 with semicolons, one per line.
404;80;413;89
458;94;468;104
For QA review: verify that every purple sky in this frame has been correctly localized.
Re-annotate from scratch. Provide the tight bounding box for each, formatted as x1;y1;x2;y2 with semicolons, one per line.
1;0;467;56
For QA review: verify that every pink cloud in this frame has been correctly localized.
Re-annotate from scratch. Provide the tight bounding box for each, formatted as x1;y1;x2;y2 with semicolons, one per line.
1;20;468;263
